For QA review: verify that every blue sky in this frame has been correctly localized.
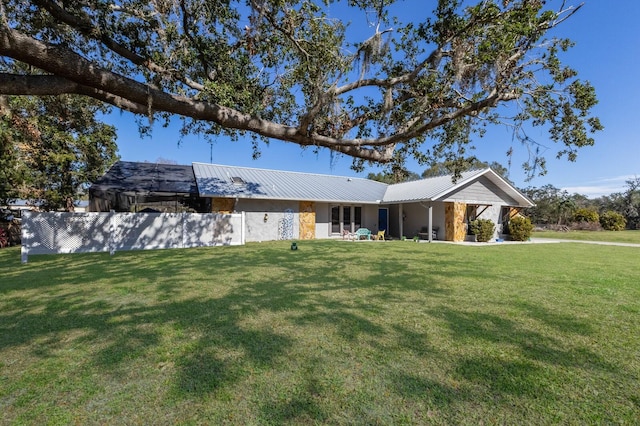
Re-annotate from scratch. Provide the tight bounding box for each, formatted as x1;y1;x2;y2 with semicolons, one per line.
112;1;639;197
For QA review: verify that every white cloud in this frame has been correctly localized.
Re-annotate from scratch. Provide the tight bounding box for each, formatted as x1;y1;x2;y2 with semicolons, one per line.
561;174;638;197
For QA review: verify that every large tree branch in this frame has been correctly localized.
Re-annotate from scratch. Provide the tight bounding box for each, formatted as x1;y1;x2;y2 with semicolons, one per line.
0;73;148;113
33;0;205;92
0;30;403;161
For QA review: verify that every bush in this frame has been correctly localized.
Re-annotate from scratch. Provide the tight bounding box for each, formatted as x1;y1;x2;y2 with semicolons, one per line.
599;211;627;231
572;208;599;223
0;227;7;248
469;219;495;242
508;216;533;241
570;221;602;231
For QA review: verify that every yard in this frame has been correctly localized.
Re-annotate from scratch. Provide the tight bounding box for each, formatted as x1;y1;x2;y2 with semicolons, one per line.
533;229;640;244
1;241;639;424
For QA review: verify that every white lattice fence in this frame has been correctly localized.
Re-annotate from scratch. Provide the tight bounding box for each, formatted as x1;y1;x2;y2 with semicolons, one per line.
21;211;245;262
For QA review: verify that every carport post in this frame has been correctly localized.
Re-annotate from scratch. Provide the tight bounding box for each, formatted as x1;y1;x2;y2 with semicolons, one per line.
428;203;433;243
398;204;404;239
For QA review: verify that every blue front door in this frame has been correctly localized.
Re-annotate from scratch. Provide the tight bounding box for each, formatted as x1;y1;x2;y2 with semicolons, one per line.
378;208;388;232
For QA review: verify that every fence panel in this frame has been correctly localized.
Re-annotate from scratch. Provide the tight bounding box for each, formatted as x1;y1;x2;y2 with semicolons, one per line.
21;211;244;262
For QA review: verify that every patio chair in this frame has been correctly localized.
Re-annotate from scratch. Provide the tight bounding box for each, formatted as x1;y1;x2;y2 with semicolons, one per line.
376;230;385;241
354;228;372;240
417;226;438;240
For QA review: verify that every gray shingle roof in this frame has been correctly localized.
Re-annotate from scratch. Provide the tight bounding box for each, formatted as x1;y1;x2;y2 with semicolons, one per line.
193;162;388;203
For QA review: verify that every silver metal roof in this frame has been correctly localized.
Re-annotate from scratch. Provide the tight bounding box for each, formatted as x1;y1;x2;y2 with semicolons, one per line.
382;169;486;203
382;168;534;207
193;162;388;203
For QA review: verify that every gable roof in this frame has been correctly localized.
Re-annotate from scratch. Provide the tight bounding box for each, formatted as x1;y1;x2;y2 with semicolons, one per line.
383;168;534;207
193;162;388;203
382;169;487;203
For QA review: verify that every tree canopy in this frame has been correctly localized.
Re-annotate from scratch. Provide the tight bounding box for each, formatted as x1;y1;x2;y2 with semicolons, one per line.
0;0;602;175
0;94;118;210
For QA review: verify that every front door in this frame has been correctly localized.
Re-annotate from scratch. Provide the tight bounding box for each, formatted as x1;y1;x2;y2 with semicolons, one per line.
378;208;388;232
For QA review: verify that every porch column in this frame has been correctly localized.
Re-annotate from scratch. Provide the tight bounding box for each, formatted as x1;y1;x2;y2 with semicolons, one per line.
428;203;433;243
399;204;404;239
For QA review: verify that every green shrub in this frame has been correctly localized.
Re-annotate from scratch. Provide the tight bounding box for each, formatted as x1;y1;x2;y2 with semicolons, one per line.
599;211;626;231
572;208;599;223
508;216;533;241
469;219;495;242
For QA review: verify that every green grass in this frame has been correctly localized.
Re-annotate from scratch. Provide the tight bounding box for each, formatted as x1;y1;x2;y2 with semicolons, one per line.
1;241;639;424
533;229;640;244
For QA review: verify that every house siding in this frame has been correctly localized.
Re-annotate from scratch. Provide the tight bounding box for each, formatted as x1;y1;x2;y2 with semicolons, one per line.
236;199;299;242
212;197;235;213
443;176;518;205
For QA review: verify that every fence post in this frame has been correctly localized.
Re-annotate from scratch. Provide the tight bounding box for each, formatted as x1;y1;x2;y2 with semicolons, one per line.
182;212;186;249
241;211;246;245
109;211;116;256
21;211;29;263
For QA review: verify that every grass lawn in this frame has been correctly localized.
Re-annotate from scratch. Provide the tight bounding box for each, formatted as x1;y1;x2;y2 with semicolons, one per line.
1;241;639;424
533;229;640;244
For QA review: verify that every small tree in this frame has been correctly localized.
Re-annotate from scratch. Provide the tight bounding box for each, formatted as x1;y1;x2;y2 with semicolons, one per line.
599;211;626;231
572;208;599;223
469;219;495;242
508;216;534;241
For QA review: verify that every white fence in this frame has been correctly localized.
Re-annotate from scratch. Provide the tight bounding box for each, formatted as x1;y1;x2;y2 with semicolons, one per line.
21;211;245;262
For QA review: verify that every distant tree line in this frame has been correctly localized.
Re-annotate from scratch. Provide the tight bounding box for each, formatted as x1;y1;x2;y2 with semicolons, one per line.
521;178;640;230
367;159;511;184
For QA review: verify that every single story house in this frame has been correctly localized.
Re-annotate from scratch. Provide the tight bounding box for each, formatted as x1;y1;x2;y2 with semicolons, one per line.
89;161;534;242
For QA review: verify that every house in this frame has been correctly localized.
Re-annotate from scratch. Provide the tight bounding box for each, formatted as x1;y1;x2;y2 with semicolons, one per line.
89;161;534;242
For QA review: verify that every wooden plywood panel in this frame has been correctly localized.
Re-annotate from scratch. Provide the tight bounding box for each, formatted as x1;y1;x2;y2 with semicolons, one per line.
212;198;235;214
445;202;466;242
299;201;316;240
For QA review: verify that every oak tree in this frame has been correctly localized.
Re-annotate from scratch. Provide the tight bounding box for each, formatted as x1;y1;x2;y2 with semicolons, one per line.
0;0;602;175
0;94;118;210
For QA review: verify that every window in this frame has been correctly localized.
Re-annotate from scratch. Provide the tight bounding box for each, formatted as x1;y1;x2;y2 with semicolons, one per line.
343;206;351;230
501;206;511;234
331;205;362;234
331;206;340;233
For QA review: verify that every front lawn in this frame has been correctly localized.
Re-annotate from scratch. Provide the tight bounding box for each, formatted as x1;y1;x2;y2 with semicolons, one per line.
533;229;640;244
1;241;639;424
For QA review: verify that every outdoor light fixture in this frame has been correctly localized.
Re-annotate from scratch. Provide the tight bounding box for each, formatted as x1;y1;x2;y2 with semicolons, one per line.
263;213;268;222
291;242;298;250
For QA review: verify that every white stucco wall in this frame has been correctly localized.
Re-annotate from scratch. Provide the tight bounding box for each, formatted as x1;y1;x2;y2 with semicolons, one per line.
400;202;445;239
236;199;300;242
475;204;503;240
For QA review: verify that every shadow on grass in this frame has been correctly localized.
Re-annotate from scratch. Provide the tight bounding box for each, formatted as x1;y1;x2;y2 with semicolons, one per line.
0;241;633;422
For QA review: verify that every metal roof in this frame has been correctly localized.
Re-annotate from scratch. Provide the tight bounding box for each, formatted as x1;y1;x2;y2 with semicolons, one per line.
91;161;533;208
193;162;388;203
382;169;486;203
382;168;534;207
